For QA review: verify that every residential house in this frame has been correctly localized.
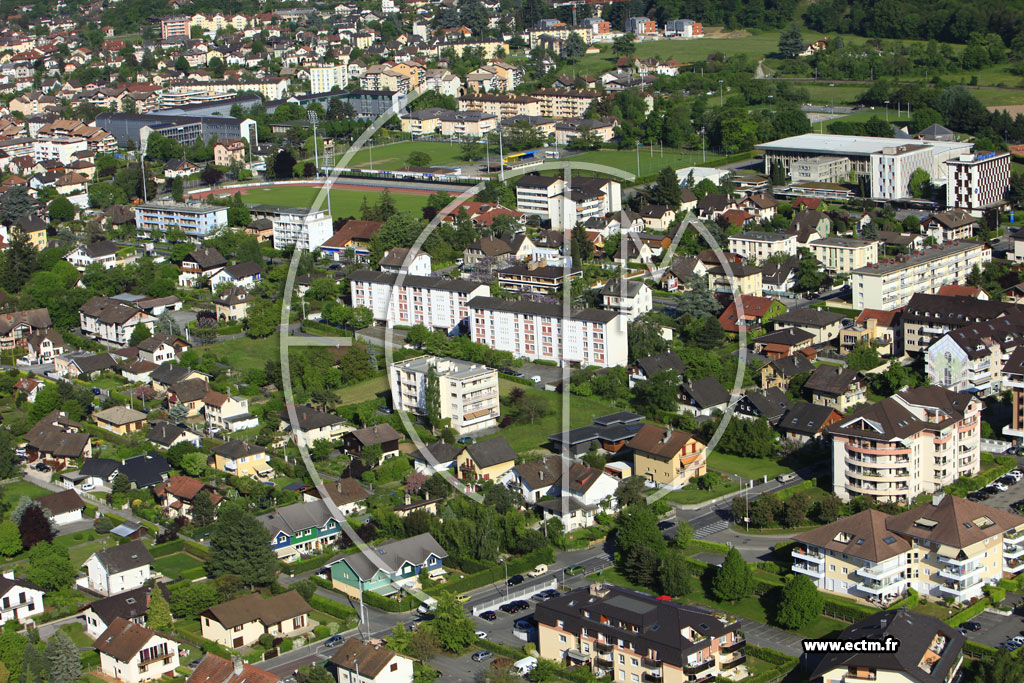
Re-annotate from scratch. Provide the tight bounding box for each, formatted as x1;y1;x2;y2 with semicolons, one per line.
24;410;92;470
546;412;646;456
136;335;188;365
187;654;283;683
209;261;264;291
628;424;707;487
260;500;341;562
82;585;169;638
599;279;652;322
411;442;462;476
0;308;51;350
23;328;64;365
154;476;222;522
804;366;868;412
379;247;431;276
115;453;171;490
922;209;978;244
810;610;964;683
35;489;85;526
200;592;311;648
205;391;258;434
331;640;415;683
167;377;210;418
212;286;252;322
629;351;686;387
717;296;786;334
93;618;179;683
753;327;816;359
150;363;208;393
312;478;371;517
770;308;845;346
659;256;707;292
679;376;730;416
776;402;843;443
13;377;41;403
841;308;902;357
733;388;791;424
327;533;447;599
212;441;271;479
0;572;44;625
178;247;227;287
343;423;402;461
79;296;155;346
456;437;516;483
279;405;349;447
66;239;122;270
82;541;153;597
54;352;119;380
146;421;202;450
93;406;148;435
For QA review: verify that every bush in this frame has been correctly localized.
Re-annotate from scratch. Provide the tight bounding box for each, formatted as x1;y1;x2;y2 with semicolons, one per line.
279;638;294;653
150;539;186;558
258;633;274;648
94;516;116;534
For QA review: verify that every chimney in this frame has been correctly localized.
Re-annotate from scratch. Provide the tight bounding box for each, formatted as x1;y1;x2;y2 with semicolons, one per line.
661;427;673;444
231;655;244;675
2;571;12;580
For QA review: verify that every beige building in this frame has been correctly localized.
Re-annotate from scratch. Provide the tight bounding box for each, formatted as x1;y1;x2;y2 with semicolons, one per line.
390;355;500;435
810;236;879;274
92;406;147;435
851;242;992;310
95;618;179;683
456;437;516;484
830;387;982;506
536;584;746;682
794;494;1024;604
211;441;271;478
200;592;311;648
727;231;797;262
532;89;601;119
212;138;246;166
628;424;707;487
458;93;541;121
332;640;416;683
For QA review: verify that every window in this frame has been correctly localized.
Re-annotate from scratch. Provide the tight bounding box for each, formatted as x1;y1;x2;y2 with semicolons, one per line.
390;663;398;672
560;635;567;643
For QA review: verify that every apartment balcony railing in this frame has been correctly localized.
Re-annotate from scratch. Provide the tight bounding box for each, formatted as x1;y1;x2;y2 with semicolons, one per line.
792;548;825;562
793;562;824;578
683;660;715;675
721;639;746;654
856;563;905;580
937;564;982;582
721;655;747;670
594;640;612;653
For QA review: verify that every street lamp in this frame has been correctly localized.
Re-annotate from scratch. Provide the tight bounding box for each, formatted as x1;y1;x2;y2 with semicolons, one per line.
829;83;835;112
718;79;724;107
636;139;641;176
500;559;509;598
884;100;890;122
307;110;320;175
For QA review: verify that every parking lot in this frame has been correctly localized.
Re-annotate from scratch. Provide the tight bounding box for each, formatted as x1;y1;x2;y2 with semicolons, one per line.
966;465;1024;515
964;604;1024;649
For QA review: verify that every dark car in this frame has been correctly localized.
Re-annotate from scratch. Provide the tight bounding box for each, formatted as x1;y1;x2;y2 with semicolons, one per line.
499;603;519;614
657;520;675;530
514;619;534;630
457;437;475;445
91;387;101;395
479;611;496;621
962;621;982;631
325;635;345;647
507;574;524;587
540;589;560;599
512;600;529;610
34;463;51;472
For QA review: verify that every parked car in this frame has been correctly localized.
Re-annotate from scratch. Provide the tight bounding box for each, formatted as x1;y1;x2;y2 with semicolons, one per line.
514;619;534;630
91;387;101;395
457;437;474;445
81;482;96;491
961;621;982;631
507;574;524;587
34;463;50;472
472;651;493;663
456;593;471;604
475;631;487;639
539;589;560;599
479;611;496;621
530;375;542;383
994;482;1009;492
325;635;345;648
499;603;521;614
776;473;798;483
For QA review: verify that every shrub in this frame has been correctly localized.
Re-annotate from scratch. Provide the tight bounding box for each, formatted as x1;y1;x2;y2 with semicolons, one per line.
258;633;274;648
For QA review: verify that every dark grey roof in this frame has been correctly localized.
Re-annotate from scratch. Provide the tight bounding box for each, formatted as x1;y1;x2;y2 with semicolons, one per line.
222;261;264;279
810;609;964;683
119;453;171;488
633;351;685;378
740;388;790;422
150;363;197;386
93;540;153;574
468;296;618;323
600;279;646;298
778;402;839;436
348;423;401;446
754;327;815;346
768;354;815;377
84;585;169;627
146;421;190;447
79;458;119;479
465;436;516;468
82;240;120;259
681;376;730;409
72;353;118;375
335;533;448;582
772;308;845;328
804;366;864;397
350;269;485;293
412;442;462;465
212;441;266;460
281;405;344;430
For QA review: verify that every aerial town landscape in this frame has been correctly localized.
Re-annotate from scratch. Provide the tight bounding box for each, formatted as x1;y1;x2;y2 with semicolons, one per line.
3;0;1024;682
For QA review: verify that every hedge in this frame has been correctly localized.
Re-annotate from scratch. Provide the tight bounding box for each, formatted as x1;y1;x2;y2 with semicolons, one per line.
180;566;208;581
964;640;999;661
283;552;338;576
949;598;990;627
478;639;527;660
498;372;533;386
174;627;232;659
308;594;358;621
302;321;353;337
363;589;419;613
184;540;210;559
745;645;797;667
888;588;918;610
688;539;732;555
150;539;186;558
821;596;877;623
429;546;556;597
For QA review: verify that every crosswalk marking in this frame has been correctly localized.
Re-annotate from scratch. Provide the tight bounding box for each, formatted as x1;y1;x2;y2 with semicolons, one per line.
694;520;730;538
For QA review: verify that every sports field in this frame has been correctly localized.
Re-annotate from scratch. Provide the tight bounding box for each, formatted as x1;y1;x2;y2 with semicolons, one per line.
565;146;726;177
333;140;487;171
235;185;431;219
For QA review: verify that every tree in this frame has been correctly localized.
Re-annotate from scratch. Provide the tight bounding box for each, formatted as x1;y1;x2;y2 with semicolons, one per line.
564;32;586;63
615;504;665;563
0;523;19;557
679;275;721;317
909;168;932;198
171;177;185;202
612;33;635;57
513;392;549;424
146;588;173;631
847;343;882;371
18;505;54;549
615;476;647;507
295;665;333;683
794;249;825;292
778;25;804;58
180;452;207;477
111;473;131;497
48;196;75;222
431;592;476;652
978;650;1024;683
627;316;669;361
781;491;812;528
201;165;224;186
815;494;843;524
659;552;694;597
174;55;190;72
425;366;441;431
674;519;694;550
272;149;297;179
245;297;280;338
649;166;683;207
129;324;152;346
24;541;75;590
711;548;752;602
45;632;81;683
206;505;278;586
777;574;825;629
459;141;483;161
0;187;32;224
633;370;679;415
407;151;432;167
623;543;660;587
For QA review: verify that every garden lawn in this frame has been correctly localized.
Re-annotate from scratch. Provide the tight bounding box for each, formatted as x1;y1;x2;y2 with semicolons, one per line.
334;374;390;404
197;334;281;374
60;621;96;648
69;539;112;566
239;186;429;219
572;32;787;76
1;481;51;504
54;529;100;548
488;381;622;453
663;480;740;505
152;552;205;580
707;451;791;479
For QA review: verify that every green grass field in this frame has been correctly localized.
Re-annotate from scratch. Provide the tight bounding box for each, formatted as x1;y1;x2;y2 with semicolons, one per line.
335;140;481;171
1;481;50;504
335;374;390;404
198;334;282;374
566;146;725;178
707;451;790;479
663;479;741;505
152;552;205;580
237;186;429;220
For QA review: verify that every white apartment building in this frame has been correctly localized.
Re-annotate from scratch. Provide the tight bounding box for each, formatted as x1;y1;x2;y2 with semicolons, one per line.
349;270;489;333
514;174;621;229
309;65;349;94
830;386;981;506
869;144;934;200
247;205;333;250
134;201;229;241
469;296;627;368
850;241;992;310
809;237;880;274
727;231;797;262
599;279;652;322
390;355;500;434
945;151;1011;211
33;136;88;164
925;316;1024;397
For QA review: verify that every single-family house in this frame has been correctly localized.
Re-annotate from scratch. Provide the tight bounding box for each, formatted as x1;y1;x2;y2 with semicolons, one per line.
679;376;730;416
628;351;686;387
82;585;169;638
154;476;222;522
343;424;402;461
212;441;271;479
803;366;868;412
93;617;179;683
93;406;147;435
82;541;154;596
734;388;791;424
776;401;843;443
209;261;264;291
200;592;312;648
146;421;202;450
331;640;414;683
205;391;258;434
327;533;447;599
628;424;707;487
280;405;349;447
260;500;342;562
0;572;44;625
35;488;86;525
456;437;516;483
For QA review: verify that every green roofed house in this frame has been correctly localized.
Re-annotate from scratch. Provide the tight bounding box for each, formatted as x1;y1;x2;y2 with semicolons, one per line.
327;533;447;600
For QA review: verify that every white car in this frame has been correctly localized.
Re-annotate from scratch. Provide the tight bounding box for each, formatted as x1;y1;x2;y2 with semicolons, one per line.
81;482;96;491
475;631;487;639
1010;470;1023;480
994;482;1009;492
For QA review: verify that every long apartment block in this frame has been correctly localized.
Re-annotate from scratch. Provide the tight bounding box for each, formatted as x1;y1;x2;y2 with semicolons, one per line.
349;270;489;333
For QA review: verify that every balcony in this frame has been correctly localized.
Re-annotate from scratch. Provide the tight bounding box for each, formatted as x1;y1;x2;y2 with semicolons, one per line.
858;577;907;596
595;652;613;666
721;655;747;670
1005;544;1024;560
594;640;612;653
642;656;660;668
857;562;905;580
938;564;982;582
684;660;715;675
1005;529;1024;544
721;639;746;654
793;562;824;578
939;577;983;598
642;673;662;683
1005;558;1024;574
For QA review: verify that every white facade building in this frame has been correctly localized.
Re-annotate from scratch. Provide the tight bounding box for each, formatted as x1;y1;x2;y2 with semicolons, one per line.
248;205;334;251
514;175;621;229
349;270;489;333
309;65;349;94
390;355;500;434
945;151;1011;211
134;201;229;240
869;144;934;200
727;232;798;262
850;242;992;310
469;296;627;368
